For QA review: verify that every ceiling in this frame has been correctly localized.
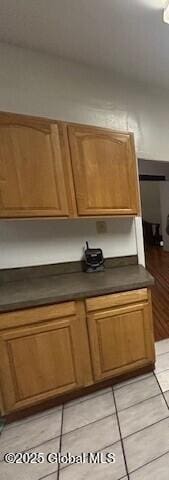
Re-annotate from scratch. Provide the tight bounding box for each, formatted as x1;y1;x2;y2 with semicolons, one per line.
1;0;169;89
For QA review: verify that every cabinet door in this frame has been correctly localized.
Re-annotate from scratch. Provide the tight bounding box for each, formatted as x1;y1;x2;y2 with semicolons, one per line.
68;124;139;216
0;301;92;413
86;289;155;381
0;113;76;217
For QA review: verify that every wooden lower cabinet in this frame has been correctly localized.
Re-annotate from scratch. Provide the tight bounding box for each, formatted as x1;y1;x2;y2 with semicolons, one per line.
0;301;92;414
86;289;155;381
0;288;155;415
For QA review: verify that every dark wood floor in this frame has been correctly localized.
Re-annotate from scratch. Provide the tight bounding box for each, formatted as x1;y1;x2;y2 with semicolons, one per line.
146;247;169;341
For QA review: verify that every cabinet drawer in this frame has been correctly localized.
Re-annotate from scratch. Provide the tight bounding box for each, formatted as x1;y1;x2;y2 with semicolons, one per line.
86;288;148;312
0;301;76;330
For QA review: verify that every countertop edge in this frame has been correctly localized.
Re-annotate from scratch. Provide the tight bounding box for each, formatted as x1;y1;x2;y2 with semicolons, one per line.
0;275;154;313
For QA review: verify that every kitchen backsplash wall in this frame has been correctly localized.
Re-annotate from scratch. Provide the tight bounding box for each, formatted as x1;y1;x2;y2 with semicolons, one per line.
0;218;137;268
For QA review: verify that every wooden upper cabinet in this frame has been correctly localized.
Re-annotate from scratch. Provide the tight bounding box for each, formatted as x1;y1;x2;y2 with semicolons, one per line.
0;113;76;217
68;124;140;216
0;113;140;218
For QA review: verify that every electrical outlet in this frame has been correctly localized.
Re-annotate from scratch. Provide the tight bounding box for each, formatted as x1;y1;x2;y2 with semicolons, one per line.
96;221;107;234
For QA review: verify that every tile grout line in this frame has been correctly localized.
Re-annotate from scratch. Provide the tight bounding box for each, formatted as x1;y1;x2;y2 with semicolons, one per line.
57;404;64;480
113;373;152;391
1;374;169;462
0;431;62;463
112;388;130;480
39;468;58;480
0;414;121;464
3;372;156;432
4;388;112;433
1;408;63;465
59;441;130;474
114;391;163;415
59;428;123;472
128;447;169;477
0;428;60;464
4;406;63;432
64;389;111;410
122;414;169;442
13;393;169;459
153;371;169;410
62;412;117;438
155;349;169;357
154;367;169;375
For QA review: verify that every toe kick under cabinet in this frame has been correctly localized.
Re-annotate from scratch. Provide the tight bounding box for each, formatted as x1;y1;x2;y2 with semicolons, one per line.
0;288;155;415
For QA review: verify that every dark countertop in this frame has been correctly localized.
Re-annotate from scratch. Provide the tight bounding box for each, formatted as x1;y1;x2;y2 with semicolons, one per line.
0;264;154;313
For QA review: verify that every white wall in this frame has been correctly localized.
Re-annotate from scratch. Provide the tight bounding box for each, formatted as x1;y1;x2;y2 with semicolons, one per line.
0;219;136;268
3;43;168;267
1;43;169;161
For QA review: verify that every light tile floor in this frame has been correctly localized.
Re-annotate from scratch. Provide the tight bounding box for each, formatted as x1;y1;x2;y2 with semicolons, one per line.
1;339;169;479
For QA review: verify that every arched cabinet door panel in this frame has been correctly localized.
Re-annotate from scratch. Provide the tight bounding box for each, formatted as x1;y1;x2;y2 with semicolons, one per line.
68;124;140;216
0;113;76;217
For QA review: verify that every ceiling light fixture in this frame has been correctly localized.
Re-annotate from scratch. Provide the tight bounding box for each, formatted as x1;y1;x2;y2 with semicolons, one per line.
164;1;169;23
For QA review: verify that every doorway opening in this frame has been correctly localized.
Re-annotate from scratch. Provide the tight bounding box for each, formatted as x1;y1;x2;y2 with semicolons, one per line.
138;159;169;341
